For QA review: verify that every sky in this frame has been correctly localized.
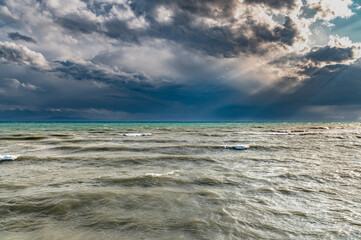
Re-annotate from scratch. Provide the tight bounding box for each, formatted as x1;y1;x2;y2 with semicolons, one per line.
1;0;361;121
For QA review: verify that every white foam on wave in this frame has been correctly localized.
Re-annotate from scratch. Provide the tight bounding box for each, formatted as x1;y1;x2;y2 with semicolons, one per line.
121;133;152;137
145;170;179;177
0;155;18;161
269;130;290;135
225;145;249;151
145;173;164;177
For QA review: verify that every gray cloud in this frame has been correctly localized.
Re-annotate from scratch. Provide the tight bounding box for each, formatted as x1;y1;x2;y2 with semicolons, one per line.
0;41;48;68
213;63;361;121
103;19;141;43
129;1;299;56
306;46;356;63
250;16;298;47
0;78;38;90
29;0;300;57
269;35;361;81
7;32;37;43
0;0;360;121
0;60;242;121
128;0;239;19
56;15;101;35
144;16;299;57
243;0;298;9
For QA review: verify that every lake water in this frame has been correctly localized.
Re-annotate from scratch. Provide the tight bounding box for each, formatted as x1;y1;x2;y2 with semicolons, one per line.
0;122;360;239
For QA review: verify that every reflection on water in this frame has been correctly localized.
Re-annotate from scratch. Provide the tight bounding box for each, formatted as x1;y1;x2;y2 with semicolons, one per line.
0;122;360;239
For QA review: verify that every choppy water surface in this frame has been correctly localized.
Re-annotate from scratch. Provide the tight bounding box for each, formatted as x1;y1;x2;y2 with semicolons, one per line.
0;122;360;239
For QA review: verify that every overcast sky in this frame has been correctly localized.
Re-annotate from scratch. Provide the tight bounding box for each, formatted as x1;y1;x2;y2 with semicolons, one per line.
1;0;361;121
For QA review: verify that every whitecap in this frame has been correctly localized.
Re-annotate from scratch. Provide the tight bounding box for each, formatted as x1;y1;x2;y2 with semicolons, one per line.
225;145;249;151
145;170;179;177
0;155;18;161
233;145;249;150
121;133;152;137
145;173;163;177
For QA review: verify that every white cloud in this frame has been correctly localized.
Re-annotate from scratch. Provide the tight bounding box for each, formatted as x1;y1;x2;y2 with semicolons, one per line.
45;0;101;22
109;4;135;21
127;15;149;29
0;41;49;69
155;6;173;24
307;0;354;21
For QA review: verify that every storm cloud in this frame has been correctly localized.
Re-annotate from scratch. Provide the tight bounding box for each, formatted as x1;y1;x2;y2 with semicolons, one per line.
0;0;360;120
41;0;302;57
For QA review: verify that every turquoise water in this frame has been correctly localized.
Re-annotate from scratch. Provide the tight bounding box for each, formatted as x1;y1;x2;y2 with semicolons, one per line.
0;122;360;239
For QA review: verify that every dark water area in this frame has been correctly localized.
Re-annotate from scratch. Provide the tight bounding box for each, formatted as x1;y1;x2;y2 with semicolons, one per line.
0;122;360;239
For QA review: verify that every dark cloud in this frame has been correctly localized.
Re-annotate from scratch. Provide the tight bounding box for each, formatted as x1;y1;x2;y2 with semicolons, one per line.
273;17;298;45
0;0;360;121
306;46;356;63
7;32;37;43
290;64;361;107
53;61;148;84
56;15;102;34
234;63;361;120
145;16;298;57
1;58;361;121
103;20;140;43
147;24;243;57
130;0;239;19
270;41;361;80
0;60;242;121
251;17;298;47
243;0;297;9
130;0;299;56
41;0;299;57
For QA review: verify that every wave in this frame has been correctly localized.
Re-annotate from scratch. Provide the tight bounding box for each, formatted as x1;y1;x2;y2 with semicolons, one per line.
3;155;218;167
0;155;18;161
47;143;293;154
121;139;187;144
52;145;84;151
49;134;73;137
268;132;319;136
120;133;152;137
103;155;218;165
225;145;249;150
0;135;48;140
74;144;249;153
95;174;239;188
